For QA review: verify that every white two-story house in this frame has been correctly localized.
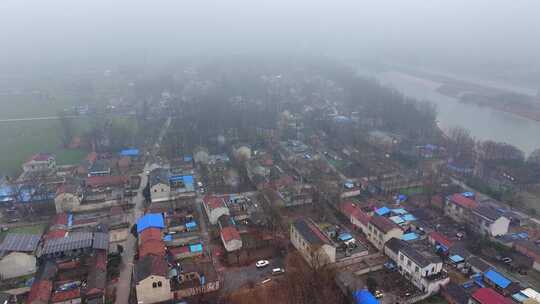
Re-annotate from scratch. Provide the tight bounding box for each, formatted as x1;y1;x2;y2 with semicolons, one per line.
396;244;449;295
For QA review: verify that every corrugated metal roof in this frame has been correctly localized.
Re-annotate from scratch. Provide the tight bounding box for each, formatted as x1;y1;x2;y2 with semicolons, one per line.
0;233;40;252
401;232;418;241
449;255;465;263
390;216;405;225
375;206;390;216
354;289;379;304
92;233;109;250
120;149;139;157
137;213;165;233
484;269;511;289
401;214;417;222
41;232;93;255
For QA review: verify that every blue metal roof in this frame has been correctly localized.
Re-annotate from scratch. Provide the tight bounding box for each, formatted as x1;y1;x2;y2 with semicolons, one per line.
391;208;407;215
190;243;203;253
185;221;197;230
401;214;417;222
67;214;73;227
390;216;405;224
512;292;528;302
449;255;464;263
183;156;193;162
436;244;448;252
375;206;390;216
354;289;379;304
169;175;194;191
462;192;475;198
137;213;165;233
401;232;418;241
163;235;172;242
120;148;139;157
484;269;511;289
338;233;353;241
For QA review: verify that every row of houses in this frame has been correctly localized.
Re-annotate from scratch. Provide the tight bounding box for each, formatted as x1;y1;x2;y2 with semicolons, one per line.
134;213;220;304
444;193;510;237
149;168;196;204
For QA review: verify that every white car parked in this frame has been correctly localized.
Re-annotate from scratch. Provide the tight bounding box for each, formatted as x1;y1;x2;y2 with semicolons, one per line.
256;260;270;268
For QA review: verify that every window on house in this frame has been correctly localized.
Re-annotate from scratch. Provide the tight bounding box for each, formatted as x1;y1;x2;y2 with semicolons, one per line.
415;266;419;273
400;254;404;261
157;281;162;287
154;189;157;193
407;260;411;267
152;282;157;288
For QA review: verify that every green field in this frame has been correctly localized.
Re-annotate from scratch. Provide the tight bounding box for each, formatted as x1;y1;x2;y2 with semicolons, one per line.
0;223;48;241
418;295;449;304
0;119;90;175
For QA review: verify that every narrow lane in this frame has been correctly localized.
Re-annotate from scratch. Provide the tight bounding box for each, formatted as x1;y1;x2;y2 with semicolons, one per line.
114;117;171;304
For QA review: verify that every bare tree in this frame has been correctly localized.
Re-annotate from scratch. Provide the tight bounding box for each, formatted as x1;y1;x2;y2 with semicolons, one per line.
58;111;73;147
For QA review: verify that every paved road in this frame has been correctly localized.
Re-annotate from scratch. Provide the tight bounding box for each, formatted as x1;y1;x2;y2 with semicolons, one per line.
0;115;80;123
0;113;136;123
115;117;171;304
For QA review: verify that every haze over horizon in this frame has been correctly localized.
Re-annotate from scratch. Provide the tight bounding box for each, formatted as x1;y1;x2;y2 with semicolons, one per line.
1;0;540;78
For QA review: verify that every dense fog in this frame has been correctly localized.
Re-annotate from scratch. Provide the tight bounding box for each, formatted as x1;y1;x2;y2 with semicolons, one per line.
2;0;540;75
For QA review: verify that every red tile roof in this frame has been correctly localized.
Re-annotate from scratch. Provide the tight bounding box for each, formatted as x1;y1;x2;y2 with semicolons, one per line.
43;230;67;240
57;260;80;270
170;246;190;255
449;193;477;209
341;202;370;225
95;250;107;270
370;215;401;233
139;239;166;258
139;228;162;244
203;195;226;210
85;152;98;163
85;175;127;188
429;231;453;248
110;206;123;215
51;289;80;303
52;213;68;226
341;202;357;216
354;209;371;226
471;288;512;304
27;280;52;304
118;156;131;168
30;153;53;162
262;158;273;167
221;226;241;242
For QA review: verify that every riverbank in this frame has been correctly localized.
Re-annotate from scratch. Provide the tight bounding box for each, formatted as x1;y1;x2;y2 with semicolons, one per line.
392;67;540;122
373;70;540;155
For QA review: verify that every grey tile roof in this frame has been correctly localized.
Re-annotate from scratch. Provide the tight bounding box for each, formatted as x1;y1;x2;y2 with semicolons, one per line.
134;255;168;283
400;244;440;268
41;232;93;255
468;256;493;273
442;282;469;304
385;237;406;254
149;168;170;187
473;205;503;221
292;218;329;246
0;233;40;252
92;233;109;250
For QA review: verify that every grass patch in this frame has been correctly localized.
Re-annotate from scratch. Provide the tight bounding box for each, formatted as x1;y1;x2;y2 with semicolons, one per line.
0;119;90;175
418;295;449;304
0;223;47;241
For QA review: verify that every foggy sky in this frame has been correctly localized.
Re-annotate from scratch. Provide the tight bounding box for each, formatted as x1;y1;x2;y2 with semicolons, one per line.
2;0;540;69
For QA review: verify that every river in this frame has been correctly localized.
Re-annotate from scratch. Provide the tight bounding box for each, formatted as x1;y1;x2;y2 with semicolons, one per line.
368;70;540;155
